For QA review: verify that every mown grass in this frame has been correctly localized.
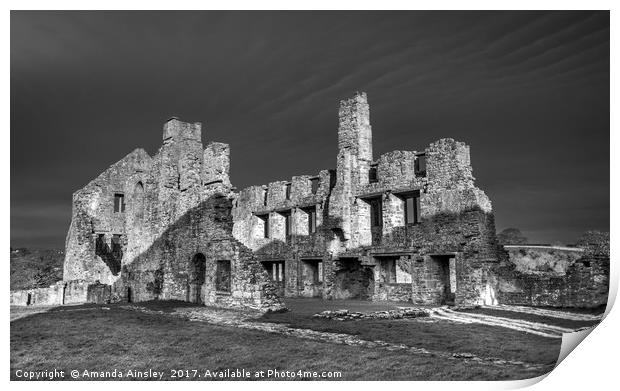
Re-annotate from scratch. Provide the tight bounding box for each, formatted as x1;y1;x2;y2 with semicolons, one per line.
11;303;550;381
256;298;565;365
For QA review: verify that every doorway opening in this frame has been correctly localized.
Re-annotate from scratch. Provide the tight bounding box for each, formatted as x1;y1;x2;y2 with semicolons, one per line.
301;259;323;297
189;253;206;304
333;258;374;300
430;255;456;305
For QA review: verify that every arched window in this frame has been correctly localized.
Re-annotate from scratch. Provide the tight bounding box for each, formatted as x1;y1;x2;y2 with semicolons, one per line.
132;181;145;223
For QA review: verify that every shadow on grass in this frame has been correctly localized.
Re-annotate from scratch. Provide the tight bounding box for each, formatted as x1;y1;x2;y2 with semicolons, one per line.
255;302;562;366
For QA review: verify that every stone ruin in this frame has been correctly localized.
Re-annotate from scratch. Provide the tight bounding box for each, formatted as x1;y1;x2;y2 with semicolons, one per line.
10;92;609;310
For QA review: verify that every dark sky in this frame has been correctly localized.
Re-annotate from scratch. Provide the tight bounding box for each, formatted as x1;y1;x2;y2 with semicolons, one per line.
11;11;609;248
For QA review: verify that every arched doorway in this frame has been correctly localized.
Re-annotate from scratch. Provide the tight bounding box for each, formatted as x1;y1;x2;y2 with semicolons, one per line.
189;253;206;304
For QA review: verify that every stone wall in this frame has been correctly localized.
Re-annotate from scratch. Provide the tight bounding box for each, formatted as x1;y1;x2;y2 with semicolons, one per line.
231;92;501;306
62;117;285;312
496;245;609;308
63;148;153;286
10;280;95;306
58;91;603;311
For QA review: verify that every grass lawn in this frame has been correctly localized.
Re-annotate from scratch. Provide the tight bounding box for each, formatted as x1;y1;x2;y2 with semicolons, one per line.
257;300;564;366
10;302;551;381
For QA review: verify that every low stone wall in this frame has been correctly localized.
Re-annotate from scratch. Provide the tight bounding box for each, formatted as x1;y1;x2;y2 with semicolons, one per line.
204;282;284;312
10;280;110;306
10;283;64;306
496;246;609;308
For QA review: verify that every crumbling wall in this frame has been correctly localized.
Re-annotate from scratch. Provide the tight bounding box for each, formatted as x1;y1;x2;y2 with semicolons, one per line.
496;245;609;308
331;259;374;300
203;142;231;187
87;282;112;304
503;246;582;274
115;189;284;311
61;117;284;312
371;256;413;302
10;280;107;306
328;108;499;305
62;92;608;311
63;148;153;285
231;154;335;299
9;283;64;306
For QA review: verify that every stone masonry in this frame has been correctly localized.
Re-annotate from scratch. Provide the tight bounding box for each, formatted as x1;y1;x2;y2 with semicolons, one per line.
231;92;500;306
11;92;607;310
60;118;284;311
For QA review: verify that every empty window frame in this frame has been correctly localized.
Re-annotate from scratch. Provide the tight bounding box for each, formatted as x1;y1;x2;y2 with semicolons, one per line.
382;259;397;283
403;192;421;224
95;234;106;252
257;214;269;238
310;177;320;194
282;211;293;237
285;183;291;200
263;189;268;206
113;193;126;213
304;207;317;234
369;165;378;183
266;261;285;283
111;234;122;257
415;154;427;177
215;260;232;292
369;197;383;227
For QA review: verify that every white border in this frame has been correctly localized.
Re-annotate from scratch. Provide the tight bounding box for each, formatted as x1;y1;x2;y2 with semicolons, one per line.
4;2;616;391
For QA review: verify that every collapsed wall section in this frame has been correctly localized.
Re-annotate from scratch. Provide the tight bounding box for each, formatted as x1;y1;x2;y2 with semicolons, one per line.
495;245;609;308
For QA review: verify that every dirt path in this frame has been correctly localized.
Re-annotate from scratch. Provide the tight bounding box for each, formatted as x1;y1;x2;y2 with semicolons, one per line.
482;305;604;321
428;306;599;339
10;305;55;321
430;308;577;338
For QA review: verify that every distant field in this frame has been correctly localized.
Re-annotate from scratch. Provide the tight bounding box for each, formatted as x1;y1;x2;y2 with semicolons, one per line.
10;248;64;290
8;300;577;381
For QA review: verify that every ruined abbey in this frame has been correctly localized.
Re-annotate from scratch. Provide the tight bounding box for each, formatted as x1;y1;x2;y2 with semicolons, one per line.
10;92;609;311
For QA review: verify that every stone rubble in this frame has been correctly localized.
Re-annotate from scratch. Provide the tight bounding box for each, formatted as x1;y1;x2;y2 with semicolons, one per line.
312;307;430;321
